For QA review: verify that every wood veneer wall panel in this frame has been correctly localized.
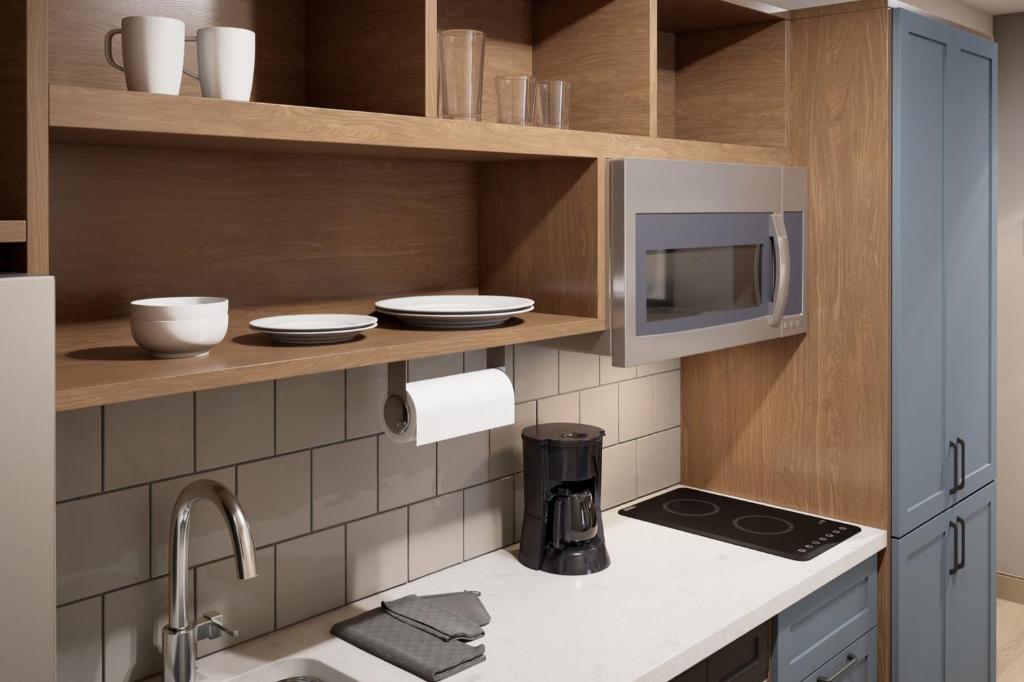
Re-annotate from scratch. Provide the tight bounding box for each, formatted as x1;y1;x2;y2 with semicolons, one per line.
681;6;891;679
673;21;787;147
306;0;426;116
479;158;602;318
50;145;479;321
0;0;26;221
48;0;306;105
656;31;676;139
533;0;653;136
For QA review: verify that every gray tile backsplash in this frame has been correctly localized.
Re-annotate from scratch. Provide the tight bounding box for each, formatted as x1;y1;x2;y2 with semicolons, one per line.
54;343;683;681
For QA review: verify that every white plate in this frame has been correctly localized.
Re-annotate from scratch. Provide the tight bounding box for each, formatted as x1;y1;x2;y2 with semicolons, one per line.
374;295;535;315
384;306;534;329
249;314;378;332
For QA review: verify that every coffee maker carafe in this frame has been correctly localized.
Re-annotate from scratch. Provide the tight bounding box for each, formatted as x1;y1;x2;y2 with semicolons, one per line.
518;423;610;575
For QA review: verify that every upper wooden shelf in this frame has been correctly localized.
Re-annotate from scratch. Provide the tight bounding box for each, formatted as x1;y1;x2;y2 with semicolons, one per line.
658;0;784;33
49;86;790;166
0;220;26;243
56;294;605;411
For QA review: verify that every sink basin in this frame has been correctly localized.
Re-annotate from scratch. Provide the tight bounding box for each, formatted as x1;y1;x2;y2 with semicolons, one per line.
228;657;357;682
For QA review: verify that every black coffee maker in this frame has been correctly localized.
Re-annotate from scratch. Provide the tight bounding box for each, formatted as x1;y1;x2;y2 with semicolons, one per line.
518;423;610;575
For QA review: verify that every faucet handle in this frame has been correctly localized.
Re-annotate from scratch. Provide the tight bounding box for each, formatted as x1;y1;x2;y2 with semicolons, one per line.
196;612;239;641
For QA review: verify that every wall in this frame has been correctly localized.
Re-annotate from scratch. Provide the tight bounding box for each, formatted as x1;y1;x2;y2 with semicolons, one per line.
54;344;681;682
995;13;1024;588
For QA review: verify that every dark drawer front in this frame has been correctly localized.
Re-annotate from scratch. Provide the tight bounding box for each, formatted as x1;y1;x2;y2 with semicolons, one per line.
801;628;877;682
773;558;878;682
708;622;770;682
672;660;708;682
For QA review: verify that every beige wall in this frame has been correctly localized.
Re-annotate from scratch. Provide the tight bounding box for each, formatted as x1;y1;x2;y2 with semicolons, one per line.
996;13;1024;579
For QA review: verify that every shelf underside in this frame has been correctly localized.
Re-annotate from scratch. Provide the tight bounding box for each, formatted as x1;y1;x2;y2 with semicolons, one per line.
56;295;605;411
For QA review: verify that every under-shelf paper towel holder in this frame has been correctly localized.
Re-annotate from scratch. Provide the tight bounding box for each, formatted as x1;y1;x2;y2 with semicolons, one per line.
382;347;507;439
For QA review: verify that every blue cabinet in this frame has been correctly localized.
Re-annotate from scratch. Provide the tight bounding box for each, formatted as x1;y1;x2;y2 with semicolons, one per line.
891;8;996;682
892;8;997;538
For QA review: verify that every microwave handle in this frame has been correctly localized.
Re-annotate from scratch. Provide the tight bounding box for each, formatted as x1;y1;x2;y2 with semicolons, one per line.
769;213;790;328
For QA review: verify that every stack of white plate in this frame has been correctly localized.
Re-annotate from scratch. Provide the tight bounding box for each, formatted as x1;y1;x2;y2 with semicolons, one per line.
248;314;377;345
374;295;535;329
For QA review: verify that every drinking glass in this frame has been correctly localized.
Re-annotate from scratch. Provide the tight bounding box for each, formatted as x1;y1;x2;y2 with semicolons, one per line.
439;29;486;121
536;79;572;129
495;75;536;125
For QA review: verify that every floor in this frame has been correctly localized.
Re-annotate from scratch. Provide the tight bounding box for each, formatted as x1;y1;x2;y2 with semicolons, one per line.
999;599;1024;681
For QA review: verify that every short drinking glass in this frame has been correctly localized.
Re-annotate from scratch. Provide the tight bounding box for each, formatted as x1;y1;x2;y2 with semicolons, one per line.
495;75;536;126
536;79;571;129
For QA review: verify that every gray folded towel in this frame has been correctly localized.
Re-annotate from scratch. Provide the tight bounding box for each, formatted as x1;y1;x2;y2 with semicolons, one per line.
383;592;489;641
331;592;490;681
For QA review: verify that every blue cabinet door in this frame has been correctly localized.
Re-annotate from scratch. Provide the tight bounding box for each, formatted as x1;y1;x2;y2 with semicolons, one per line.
892;503;954;682
947;484;996;682
892;9;955;536
944;31;997;504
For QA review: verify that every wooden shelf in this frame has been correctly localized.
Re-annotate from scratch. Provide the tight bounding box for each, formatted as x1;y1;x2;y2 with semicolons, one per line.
49;85;790;166
56;295;605;411
658;0;783;34
0;220;26;243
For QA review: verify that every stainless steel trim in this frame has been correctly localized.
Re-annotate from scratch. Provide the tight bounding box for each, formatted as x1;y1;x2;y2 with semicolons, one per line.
817;654;860;682
769;213;790;328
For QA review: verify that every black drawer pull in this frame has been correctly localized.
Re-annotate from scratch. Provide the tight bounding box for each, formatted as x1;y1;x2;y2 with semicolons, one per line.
817;654;860;682
949;519;960;575
949;440;960;494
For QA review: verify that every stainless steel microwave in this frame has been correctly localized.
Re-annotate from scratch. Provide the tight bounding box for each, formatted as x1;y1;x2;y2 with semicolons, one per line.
607;158;808;366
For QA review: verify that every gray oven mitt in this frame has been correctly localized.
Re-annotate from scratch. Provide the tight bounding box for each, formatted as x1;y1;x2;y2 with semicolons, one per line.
331;608;485;681
383;592;490;641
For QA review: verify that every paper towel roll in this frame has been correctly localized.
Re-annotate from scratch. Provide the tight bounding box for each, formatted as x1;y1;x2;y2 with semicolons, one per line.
382;368;515;445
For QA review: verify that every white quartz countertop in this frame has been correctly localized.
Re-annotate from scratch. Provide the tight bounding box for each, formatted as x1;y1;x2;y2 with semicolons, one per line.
195;486;887;682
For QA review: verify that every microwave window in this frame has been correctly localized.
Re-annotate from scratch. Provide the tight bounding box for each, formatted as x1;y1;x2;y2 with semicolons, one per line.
645;245;762;322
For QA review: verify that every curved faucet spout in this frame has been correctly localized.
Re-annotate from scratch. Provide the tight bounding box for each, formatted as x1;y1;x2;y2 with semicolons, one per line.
166;479;257;633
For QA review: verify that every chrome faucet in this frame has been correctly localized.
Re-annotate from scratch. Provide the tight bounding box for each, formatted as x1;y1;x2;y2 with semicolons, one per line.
163;479;257;682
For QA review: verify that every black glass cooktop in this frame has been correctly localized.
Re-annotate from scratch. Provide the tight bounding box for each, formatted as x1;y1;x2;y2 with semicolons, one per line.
618;487;860;561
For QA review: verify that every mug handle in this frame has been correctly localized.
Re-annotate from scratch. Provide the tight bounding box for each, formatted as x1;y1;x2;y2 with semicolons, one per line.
104;28;125;72
182;36;199;80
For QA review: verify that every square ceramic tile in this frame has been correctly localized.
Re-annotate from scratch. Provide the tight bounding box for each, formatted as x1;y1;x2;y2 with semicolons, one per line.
637;358;681;376
104;394;194;490
57;597;102;682
489;401;536;479
580;384;619;445
346;364;386;440
151;468;236;577
410;353;463;381
196;382;274;469
104;573;193;682
237;451;310;547
599;355;637;384
558;350;599;393
196;546;275;656
538;392;579;424
513;473;525;543
378;436;436;511
409;491;463;579
514;344;558;401
56;407;101;501
57;486;149;604
636;430;673;496
346;508;408;601
312;437;378;529
601;441;637;508
437;431;489;495
669;427;682;484
464;477;514;559
619;376;656;442
653;370;682;432
276;525;347;627
276;371;345;453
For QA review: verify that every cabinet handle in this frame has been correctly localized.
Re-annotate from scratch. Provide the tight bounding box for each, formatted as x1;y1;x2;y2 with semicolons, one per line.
957;516;967;571
956;438;967;491
949;520;960;575
817;654;860;682
769;213;790;328
949;440;960;494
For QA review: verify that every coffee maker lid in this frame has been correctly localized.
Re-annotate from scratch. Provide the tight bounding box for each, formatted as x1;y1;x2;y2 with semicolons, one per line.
522;423;605;446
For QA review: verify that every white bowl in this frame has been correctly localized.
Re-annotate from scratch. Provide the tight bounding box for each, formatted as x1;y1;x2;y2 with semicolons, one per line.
130;317;229;358
130;296;229;321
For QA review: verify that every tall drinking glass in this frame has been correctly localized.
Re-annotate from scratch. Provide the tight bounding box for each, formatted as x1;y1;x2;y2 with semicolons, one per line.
495;75;536;125
439;29;486;121
536;79;571;129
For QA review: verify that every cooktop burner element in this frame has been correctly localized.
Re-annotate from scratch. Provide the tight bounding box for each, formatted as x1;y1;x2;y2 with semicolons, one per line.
619;488;860;561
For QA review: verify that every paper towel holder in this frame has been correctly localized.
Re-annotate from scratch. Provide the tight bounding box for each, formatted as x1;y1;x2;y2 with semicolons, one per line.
382;347;507;437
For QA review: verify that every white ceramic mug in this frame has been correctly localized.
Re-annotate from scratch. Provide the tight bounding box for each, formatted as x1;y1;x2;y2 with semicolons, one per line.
186;27;255;102
104;16;193;95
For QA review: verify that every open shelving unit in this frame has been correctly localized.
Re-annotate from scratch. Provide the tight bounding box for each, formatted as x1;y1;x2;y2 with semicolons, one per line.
4;0;795;410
